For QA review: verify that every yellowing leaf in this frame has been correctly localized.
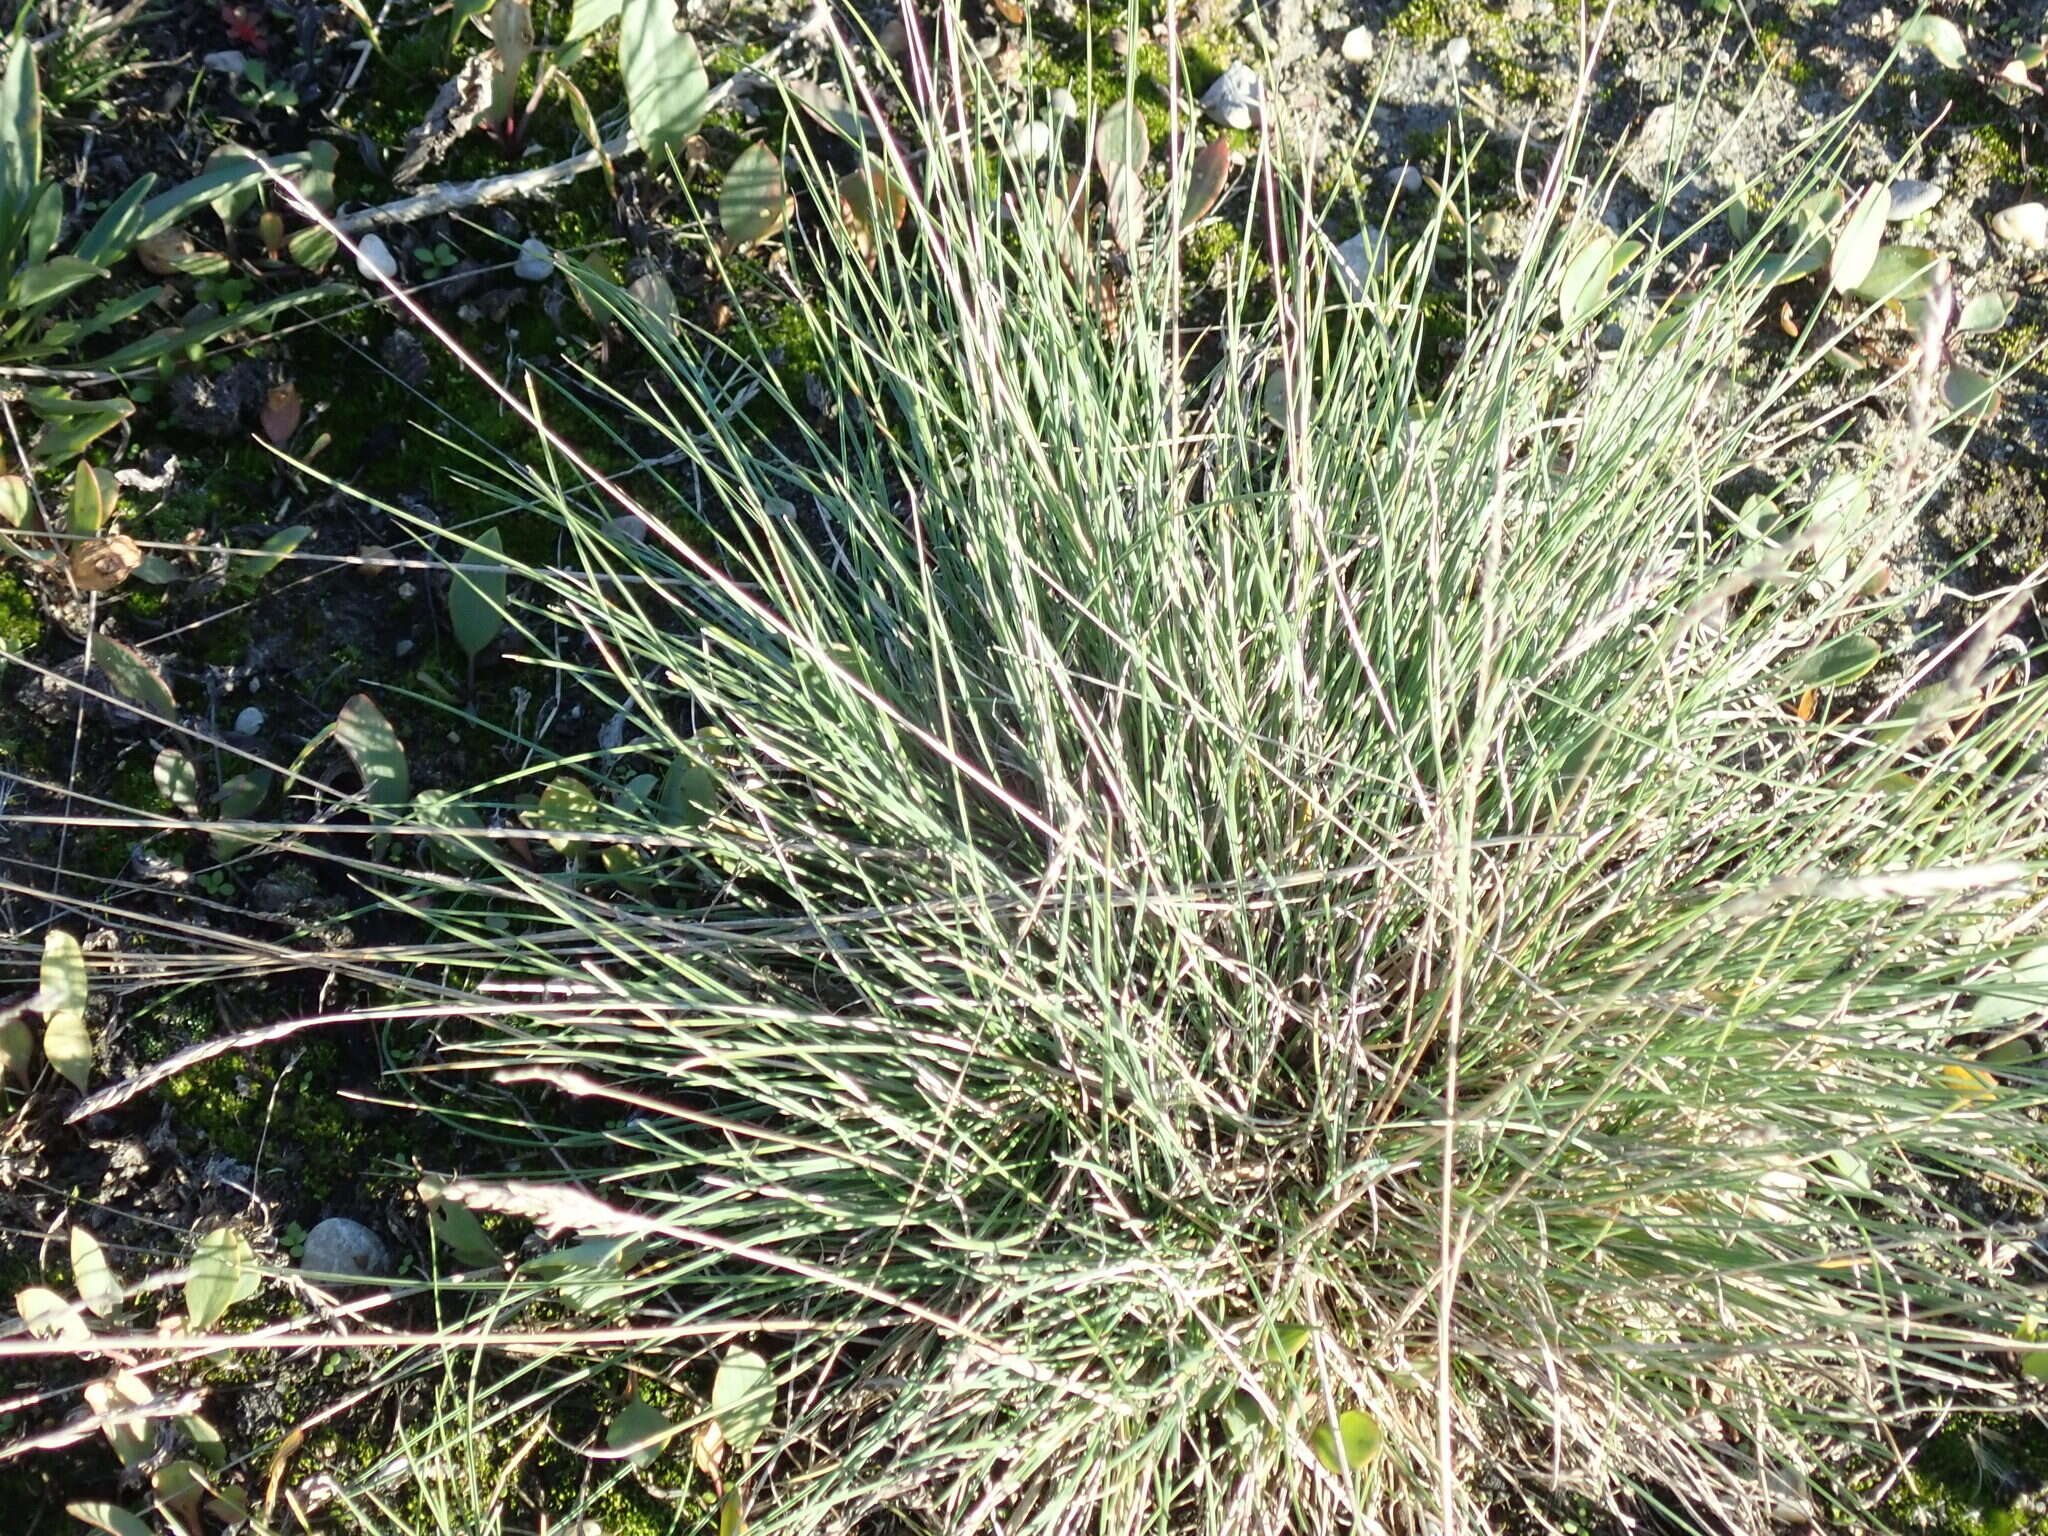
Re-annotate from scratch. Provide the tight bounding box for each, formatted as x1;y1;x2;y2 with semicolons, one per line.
83;1372;153;1469
40;929;91;1092
1308;1408;1383;1475
1939;1062;1997;1106
525;775;604;854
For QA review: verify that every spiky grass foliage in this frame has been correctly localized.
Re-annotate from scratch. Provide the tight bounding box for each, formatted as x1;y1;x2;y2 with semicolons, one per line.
38;21;2048;1536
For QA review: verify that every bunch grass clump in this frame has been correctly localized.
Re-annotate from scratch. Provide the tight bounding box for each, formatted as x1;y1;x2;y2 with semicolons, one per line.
147;16;2048;1535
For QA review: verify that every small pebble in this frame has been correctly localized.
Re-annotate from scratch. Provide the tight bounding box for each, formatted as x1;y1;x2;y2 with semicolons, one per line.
974;33;1000;59
1200;62;1265;131
1011;118;1054;161
233;706;264;736
1341;26;1373;65
1107;27;1129;58
301;1217;388;1283
1989;201;2048;252
512;237;553;281
354;233;397;283
1885;178;1942;221
1388;163;1423;193
1444;36;1471;69
1049;87;1077;119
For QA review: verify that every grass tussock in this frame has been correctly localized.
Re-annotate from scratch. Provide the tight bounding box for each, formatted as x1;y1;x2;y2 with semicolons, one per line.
66;19;2048;1536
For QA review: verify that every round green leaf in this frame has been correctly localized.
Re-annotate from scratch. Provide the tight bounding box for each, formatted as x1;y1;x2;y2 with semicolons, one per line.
1308;1409;1383;1476
185;1227;260;1330
1829;184;1889;293
712;1346;775;1456
722;144;788;249
1786;633;1882;690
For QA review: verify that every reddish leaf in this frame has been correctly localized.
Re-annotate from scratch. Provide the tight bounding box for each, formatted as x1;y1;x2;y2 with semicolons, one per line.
1178;138;1231;232
260;382;302;445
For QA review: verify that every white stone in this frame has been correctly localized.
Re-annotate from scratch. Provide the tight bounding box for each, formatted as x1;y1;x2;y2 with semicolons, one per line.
1388;163;1423;193
513;237;554;281
1444;35;1471;69
301;1217;388;1282
1200;62;1265;131
1885;178;1942;220
202;50;247;75
354;233;397;283
233;706;264;735
1011;119;1054;161
1989;201;2048;252
1049;87;1078;119
1332;227;1384;301
1340;26;1373;65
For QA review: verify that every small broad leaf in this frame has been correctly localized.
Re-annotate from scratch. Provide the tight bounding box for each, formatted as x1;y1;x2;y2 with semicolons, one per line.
288;225;337;271
185;1227;260;1330
1178;137;1231;232
658;757;716;828
1308;1409;1383;1476
621;0;709;158
1828;184;1889;293
33;394;132;464
1956;291;2013;335
525;775;604;854
1786;633;1881;690
608;1396;675;1470
711;1347;775;1456
1972;944;2048;1030
414;790;490;869
835;164;906;261
39;927;88;1017
1850;244;1939;305
1942;366;1998;422
1558;231;1617;329
523;1235;647;1312
210;768;273;859
784;78;872;145
1260;1322;1313;1362
150;1459;207;1533
0;997;31;1085
245;523;310;581
1102;162;1145;252
83;1372;153;1468
181;1413;226;1468
721;144;788;249
566;0;624;42
17;255;106;309
449;527;508;661
91;634;177;718
17;1286;91;1342
71;1226;121;1317
154;748;202;817
1940;1062;1998;1106
337;693;410;809
1093;98;1149;182
1899;14;1968;69
66;1504;154;1536
419;1175;504;1268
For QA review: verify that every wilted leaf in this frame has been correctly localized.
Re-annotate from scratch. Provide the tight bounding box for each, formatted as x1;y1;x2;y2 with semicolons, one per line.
91;634;177;718
244;524;310;580
621;0;709;158
711;1347;775;1456
721;143;788;249
608;1396;675;1470
419;1175;504;1267
259;382;302;445
1308;1409;1383;1475
71;1226;121;1317
1899;13;1968;69
185;1227;260;1330
1177;137;1231;232
1786;633;1881;689
524;775;604;853
337;693;410;809
836;164;906;260
65;1503;154;1536
1829;183;1889;293
70;535;142;594
784;78;872;145
1102;161;1145;251
449;527;507;661
17;1286;91;1343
